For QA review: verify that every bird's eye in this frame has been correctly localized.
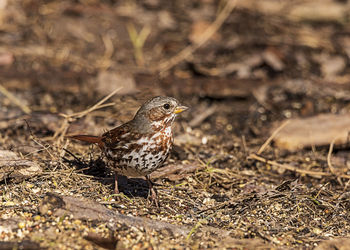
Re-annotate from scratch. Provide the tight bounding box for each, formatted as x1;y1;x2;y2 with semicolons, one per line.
163;103;170;109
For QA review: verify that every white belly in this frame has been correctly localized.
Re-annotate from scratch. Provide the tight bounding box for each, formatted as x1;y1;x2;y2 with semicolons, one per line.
108;127;173;177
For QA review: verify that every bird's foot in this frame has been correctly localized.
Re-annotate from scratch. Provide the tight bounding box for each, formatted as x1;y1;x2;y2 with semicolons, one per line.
114;185;119;194
148;186;159;208
146;175;159;208
114;172;119;194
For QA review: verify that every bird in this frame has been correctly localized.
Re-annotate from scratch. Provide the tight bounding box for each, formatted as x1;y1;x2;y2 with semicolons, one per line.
69;96;188;207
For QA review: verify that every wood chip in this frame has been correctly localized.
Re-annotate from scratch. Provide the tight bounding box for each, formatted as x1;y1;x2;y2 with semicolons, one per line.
272;113;350;151
0;150;42;182
150;163;202;181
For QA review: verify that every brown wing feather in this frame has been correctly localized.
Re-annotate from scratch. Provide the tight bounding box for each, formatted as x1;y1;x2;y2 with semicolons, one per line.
68;135;104;148
102;122;143;148
102;123;131;147
70;121;141;150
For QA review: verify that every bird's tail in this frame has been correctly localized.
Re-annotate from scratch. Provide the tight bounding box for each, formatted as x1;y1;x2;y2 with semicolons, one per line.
68;135;104;148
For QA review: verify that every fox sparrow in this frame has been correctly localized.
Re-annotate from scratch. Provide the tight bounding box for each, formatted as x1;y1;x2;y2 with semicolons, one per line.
69;96;188;207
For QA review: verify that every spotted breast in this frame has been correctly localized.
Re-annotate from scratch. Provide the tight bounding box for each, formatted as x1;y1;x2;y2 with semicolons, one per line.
104;124;173;177
69;96;188;206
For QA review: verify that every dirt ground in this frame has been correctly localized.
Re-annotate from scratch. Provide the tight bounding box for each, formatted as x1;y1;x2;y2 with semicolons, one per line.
1;0;350;249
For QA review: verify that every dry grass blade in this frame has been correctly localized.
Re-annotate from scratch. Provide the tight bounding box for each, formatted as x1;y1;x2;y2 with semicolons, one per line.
52;87;122;143
67;87;122;119
155;0;237;73
0;84;31;114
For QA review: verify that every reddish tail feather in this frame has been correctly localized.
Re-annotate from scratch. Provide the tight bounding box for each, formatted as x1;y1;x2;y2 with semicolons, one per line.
68;135;104;148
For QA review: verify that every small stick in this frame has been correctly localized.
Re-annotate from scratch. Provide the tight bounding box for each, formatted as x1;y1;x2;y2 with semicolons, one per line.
241;135;247;156
70;87;122;119
53;87;122;142
24;119;56;160
63;148;85;165
327;136;345;186
249;153;350;179
327;137;337;175
257;120;290;155
249;153;329;177
189;105;217;127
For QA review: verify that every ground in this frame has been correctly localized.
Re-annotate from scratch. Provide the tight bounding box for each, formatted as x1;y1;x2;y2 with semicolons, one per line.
1;0;350;249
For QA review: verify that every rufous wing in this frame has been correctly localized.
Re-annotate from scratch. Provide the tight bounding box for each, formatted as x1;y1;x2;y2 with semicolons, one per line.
68;135;104;148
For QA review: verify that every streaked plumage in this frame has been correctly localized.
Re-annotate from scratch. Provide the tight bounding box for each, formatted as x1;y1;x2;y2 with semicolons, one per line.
69;96;188;207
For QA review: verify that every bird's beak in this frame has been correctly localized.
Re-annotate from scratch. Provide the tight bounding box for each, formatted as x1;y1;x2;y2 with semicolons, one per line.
174;105;188;114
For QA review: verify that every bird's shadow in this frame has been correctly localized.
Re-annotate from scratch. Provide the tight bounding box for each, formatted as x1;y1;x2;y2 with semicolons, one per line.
62;150;150;199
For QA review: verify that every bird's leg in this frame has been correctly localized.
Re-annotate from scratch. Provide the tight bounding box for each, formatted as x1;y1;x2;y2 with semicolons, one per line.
114;172;119;194
146;175;159;208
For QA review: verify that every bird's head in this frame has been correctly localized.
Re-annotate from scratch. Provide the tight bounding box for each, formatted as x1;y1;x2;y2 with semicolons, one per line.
133;96;188;132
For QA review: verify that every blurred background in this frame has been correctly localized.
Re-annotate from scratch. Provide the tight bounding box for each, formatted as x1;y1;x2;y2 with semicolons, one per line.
1;0;350;142
1;0;350;118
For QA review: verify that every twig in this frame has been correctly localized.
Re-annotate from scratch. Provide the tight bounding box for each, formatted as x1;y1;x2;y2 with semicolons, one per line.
62;148;85;165
327;136;345;186
257;120;290;155
64;87;122;120
241;135;247;156
249;153;350;179
0;84;31;114
327;137;337;175
52;87;121;142
189;105;217;127
24;120;56;160
314;182;329;199
251;153;328;176
155;0;237;73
